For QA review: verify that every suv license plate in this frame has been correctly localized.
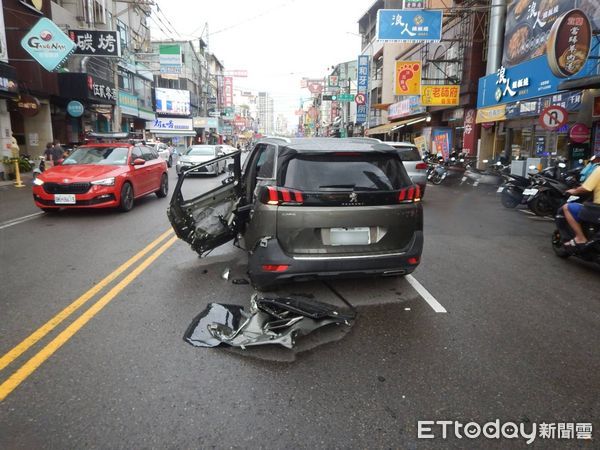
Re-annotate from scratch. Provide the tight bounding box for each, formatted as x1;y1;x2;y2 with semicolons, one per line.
54;194;76;204
330;227;370;246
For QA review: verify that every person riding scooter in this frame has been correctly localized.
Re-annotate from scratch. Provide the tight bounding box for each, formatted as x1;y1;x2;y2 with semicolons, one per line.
562;163;600;249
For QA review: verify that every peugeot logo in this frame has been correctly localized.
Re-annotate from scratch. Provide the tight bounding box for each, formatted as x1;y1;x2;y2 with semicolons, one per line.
349;192;358;203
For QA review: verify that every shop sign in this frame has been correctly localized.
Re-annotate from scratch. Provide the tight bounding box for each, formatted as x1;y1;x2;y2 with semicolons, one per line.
356;55;369;124
307;81;323;94
505;90;582;119
159;44;182;74
220;124;233;135
0;62;18;97
328;75;339;87
442;108;464;122
475;105;507;124
402;0;424;9
146;118;193;132
89;76;117;102
388;96;425;120
18;0;43;14
421;85;460;106
376;10;443;43
395;61;421;96
66;100;84;117
569;123;590;143
155;88;190;116
546;9;592;78
118;90;139;116
502;0;600;68
538;105;568;131
192;117;218;128
21;18;76;72
16;94;40;117
69;30;121;57
462;109;477;155
223;77;233;108
414;135;428;154
477;50;599;108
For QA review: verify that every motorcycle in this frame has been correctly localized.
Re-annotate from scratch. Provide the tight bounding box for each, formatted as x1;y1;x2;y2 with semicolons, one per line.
527;163;580;217
461;159;509;188
552;197;600;265
498;172;532;208
429;157;467;185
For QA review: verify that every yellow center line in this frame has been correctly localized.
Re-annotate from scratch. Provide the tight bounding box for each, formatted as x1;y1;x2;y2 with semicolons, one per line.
0;228;174;372
0;235;178;402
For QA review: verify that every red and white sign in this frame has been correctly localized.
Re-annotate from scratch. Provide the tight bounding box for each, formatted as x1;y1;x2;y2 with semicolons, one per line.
223;76;233;108
569;123;590;143
307;82;323;94
539;105;568;131
355;93;366;105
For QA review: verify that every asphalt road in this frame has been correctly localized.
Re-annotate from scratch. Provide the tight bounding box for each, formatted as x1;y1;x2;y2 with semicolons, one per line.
0;171;598;449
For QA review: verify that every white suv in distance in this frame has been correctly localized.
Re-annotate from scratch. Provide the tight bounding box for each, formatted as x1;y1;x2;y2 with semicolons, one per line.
146;142;173;167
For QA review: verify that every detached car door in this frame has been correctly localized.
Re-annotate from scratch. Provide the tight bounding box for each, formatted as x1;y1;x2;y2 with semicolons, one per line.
167;151;243;256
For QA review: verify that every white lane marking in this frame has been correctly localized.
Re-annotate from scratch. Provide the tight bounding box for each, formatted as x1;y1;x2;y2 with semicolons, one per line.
406;275;447;313
0;212;44;230
518;210;536;216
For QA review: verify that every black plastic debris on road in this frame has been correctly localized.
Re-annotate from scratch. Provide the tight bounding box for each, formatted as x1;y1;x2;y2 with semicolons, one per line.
184;295;355;349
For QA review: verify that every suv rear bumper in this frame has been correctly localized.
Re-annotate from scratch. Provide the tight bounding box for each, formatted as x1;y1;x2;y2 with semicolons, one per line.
248;231;423;288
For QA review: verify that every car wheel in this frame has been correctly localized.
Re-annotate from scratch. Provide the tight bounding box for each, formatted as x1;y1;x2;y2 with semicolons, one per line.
119;182;134;212
167;156;172;168
156;173;168;198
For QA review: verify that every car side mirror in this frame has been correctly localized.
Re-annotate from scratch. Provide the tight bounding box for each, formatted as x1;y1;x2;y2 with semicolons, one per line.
56;158;64;166
132;158;145;166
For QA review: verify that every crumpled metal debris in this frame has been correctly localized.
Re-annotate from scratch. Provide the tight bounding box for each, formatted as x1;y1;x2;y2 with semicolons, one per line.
184;295;355;349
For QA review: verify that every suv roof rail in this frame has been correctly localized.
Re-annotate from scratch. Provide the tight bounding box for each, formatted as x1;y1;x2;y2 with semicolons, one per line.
346;137;382;143
260;136;291;143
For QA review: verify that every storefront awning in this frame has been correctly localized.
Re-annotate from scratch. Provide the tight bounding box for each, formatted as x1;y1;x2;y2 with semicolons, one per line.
476;105;506;124
371;102;392;110
558;75;600;91
150;130;197;137
365;122;397;135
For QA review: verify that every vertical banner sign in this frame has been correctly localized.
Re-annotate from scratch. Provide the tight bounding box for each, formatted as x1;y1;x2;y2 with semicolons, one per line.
356;55;369;124
223;77;233;108
159;44;182;75
0;0;8;63
432;129;452;160
462;108;477;155
395;61;421;96
376;10;443;42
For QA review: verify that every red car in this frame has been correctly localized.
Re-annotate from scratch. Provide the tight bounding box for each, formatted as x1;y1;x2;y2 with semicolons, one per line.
32;142;169;212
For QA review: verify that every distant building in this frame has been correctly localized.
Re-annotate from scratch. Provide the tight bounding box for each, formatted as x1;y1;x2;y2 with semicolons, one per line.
257;92;274;135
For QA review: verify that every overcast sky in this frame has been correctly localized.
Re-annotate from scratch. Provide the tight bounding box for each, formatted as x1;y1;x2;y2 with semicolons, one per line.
150;0;370;128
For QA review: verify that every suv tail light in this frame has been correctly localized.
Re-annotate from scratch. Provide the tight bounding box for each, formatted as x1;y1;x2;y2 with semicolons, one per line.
398;185;421;203
415;162;428;170
260;186;304;205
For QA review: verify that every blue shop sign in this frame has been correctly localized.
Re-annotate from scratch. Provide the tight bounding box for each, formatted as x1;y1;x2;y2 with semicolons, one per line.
477;50;600;109
66;100;84;118
376;10;443;42
356;54;370;124
505;90;582;119
21;18;76;72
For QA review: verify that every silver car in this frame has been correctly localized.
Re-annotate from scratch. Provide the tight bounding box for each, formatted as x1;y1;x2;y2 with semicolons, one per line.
168;137;424;290
176;145;227;176
381;142;428;197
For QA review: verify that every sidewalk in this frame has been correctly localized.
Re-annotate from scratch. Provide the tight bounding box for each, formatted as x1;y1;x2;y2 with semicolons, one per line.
0;172;40;224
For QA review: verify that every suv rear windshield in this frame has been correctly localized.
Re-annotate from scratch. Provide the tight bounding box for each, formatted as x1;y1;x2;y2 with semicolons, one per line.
394;146;421;161
281;153;410;192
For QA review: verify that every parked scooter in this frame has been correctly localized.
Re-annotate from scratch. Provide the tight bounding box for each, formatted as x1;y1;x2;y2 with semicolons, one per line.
498;171;532;208
552;196;600;265
461;159;509;188
526;163;572;217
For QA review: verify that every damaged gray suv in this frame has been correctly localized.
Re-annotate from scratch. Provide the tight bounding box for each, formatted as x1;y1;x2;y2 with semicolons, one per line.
168;137;423;290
